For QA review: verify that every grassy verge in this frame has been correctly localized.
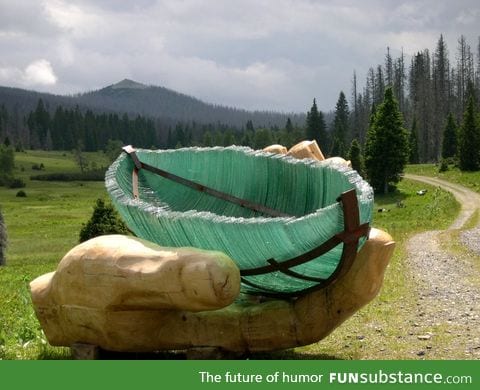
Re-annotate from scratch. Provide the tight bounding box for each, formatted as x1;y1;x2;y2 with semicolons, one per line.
406;164;480;194
0;152;461;359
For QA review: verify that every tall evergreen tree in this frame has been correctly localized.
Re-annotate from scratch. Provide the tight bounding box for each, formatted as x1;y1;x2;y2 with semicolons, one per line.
347;138;365;177
351;71;360;139
393;49;406;113
375;65;385;104
0;144;14;182
433;34;451;160
385;47;394;87
442;113;458;159
246;120;254;132
253;128;273;149
410;49;434;161
458;93;480;171
278;117;296;148
365;87;409;193
0;206;6;266
330;91;350;157
305;99;328;152
27;99;51;148
456;35;475;117
202;130;213;147
285;117;293;134
408;117;420;164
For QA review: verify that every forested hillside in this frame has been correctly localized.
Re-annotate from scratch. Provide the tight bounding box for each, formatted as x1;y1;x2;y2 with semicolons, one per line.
0;79;307;152
1;34;479;165
348;34;480;163
77;79;305;128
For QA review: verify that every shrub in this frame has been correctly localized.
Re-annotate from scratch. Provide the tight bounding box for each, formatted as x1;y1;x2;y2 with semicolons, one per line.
16;190;27;197
79;199;129;243
0;207;6;266
30;169;105;182
438;159;449;173
0;175;13;187
8;178;26;189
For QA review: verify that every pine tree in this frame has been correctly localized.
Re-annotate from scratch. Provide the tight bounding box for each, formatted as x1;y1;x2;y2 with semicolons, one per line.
73;140;88;174
79;199;129;243
305;99;328;151
253;128;273;149
347;139;365;177
365;87;409;193
105;139;124;162
202;130;213;147
385;47;394;87
0;207;6;266
442;113;458;159
409;117;419;164
166;128;174;148
433;34;451;160
458;93;480;171
393;49;406;113
223;130;235;146
331;91;350;157
285;117;293;134
456;35;475;116
0;144;15;183
410;49;434;162
28;99;50;148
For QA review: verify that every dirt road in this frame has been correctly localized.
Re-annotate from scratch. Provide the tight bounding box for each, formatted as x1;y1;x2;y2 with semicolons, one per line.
405;174;480;229
404;174;480;358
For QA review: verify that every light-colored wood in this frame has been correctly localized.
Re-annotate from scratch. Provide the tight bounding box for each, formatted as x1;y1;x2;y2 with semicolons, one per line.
71;343;100;360
323;156;352;167
287;140;325;161
30;230;394;354
263;144;287;154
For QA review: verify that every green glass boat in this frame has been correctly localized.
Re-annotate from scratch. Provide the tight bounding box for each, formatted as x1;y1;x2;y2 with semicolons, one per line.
106;146;373;297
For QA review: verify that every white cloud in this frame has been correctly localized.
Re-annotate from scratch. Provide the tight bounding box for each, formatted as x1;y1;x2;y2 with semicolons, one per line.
23;59;58;86
42;0;102;38
0;66;23;84
0;59;57;88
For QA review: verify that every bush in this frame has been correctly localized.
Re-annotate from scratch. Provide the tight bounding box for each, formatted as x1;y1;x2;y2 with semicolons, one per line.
438;159;449;173
0;175;13;187
8;178;26;189
0;207;6;266
30;169;105;182
79;199;129;243
31;163;45;171
16;190;27;198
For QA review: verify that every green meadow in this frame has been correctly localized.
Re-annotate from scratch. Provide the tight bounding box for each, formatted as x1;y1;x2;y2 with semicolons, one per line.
0;154;460;359
406;163;480;193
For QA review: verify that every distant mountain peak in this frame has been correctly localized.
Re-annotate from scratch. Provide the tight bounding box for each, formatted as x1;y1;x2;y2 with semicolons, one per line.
110;79;148;90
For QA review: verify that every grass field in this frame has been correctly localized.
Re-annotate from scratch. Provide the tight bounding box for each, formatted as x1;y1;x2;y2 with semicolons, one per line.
0;152;460;359
1;150;109;359
406;163;480;193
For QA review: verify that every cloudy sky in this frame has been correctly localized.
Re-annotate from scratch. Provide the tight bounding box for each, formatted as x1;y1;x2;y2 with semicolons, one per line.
0;0;479;112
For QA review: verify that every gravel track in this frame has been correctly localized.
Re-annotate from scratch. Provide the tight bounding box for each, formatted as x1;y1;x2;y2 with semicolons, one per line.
404;175;480;358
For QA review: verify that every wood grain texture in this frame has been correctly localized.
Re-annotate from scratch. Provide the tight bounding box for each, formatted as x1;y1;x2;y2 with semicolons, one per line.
31;230;394;353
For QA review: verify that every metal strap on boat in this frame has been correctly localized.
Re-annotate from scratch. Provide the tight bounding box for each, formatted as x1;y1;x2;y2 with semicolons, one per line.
239;189;370;298
122;145;291;218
